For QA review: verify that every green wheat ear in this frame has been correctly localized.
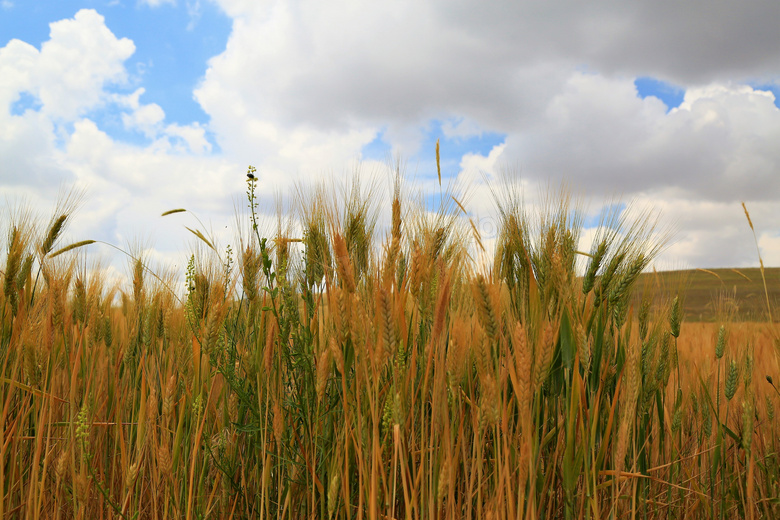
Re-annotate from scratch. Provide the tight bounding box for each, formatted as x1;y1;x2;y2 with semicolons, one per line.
725;360;739;401
50;240;96;257
161;208;187;216
436;138;441;187
40;214;68;257
715;325;726;359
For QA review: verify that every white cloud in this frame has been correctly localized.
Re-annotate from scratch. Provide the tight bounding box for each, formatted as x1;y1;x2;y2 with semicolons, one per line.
459;144;506;184
493;75;780;203
0;39;39;109
758;233;780;268
0;108;67;190
36;10;134;119
163;123;212;154
196;0;566;157
0;5;135;180
114;87;212;154
122;102;166;136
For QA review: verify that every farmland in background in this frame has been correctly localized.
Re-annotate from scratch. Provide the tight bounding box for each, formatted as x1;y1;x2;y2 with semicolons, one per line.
637;267;780;322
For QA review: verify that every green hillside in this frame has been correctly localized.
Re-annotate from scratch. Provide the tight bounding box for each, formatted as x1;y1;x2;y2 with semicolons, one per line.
634;267;780;322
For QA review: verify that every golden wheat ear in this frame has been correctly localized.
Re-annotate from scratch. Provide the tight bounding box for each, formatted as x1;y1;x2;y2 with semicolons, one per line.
742;202;772;324
185;226;217;253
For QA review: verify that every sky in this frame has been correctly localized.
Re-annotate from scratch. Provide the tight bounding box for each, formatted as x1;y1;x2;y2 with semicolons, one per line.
2;1;780;284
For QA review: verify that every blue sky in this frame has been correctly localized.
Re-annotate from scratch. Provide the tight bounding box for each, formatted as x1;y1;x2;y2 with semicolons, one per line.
634;77;685;112
2;1;230;147
2;1;780;274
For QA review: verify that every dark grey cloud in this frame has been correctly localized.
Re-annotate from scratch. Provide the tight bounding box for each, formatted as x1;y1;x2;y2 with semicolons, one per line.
438;1;780;84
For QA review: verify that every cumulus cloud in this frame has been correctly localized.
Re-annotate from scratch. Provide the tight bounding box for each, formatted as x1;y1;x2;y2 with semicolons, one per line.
116;88;212;153
0;7;135;122
0;40;38;108
494;75;780;202
0;8;210;195
163;123;212;154
196;1;564;155
0;9;136;189
122;103;166;137
35;10;134;119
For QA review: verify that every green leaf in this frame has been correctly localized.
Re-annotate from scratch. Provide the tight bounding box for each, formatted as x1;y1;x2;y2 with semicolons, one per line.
559;307;576;371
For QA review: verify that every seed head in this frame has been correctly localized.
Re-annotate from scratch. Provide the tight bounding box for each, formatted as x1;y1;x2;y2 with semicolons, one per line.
669;295;681;338
715;325;726;359
725;361;739;401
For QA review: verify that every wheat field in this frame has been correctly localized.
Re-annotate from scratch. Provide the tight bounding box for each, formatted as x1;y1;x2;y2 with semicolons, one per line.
1;170;778;519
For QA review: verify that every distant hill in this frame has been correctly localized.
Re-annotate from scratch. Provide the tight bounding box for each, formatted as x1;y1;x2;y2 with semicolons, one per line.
632;267;780;322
